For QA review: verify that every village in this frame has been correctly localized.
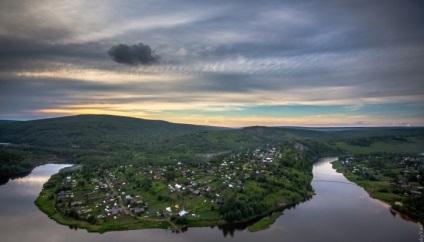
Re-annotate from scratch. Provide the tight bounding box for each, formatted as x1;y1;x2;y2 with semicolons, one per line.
337;154;424;200
52;144;300;226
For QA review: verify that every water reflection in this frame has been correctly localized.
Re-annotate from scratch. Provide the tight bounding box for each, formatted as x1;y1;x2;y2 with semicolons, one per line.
0;159;421;242
0;170;31;185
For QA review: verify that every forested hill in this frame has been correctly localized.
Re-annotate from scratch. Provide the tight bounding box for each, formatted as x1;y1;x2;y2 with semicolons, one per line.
1;114;424;155
0;115;227;150
1;115;424;152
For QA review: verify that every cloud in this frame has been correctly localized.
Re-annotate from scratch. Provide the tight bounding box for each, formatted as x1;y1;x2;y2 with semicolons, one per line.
107;43;159;66
1;0;424;126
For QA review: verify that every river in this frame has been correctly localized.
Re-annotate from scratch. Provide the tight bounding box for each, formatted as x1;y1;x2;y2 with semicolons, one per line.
0;158;421;242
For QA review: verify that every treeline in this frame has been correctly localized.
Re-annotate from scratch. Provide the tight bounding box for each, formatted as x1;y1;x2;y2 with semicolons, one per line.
0;147;47;183
346;136;408;147
219;194;268;222
296;140;342;159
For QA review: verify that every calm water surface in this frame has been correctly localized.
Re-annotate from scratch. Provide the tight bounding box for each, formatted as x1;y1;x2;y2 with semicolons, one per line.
0;158;421;242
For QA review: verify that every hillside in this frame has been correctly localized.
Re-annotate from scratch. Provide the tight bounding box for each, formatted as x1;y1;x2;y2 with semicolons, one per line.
1;115;423;153
0;114;226;151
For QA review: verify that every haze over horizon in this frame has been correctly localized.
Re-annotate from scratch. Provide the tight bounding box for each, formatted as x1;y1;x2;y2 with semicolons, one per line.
1;0;423;127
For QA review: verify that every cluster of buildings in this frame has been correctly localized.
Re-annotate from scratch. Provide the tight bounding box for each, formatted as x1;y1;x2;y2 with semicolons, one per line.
54;145;286;222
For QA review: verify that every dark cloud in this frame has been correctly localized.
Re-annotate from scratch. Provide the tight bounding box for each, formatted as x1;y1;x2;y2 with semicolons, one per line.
107;43;160;66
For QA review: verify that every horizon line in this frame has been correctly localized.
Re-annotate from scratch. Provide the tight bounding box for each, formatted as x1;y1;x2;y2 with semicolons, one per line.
1;114;422;129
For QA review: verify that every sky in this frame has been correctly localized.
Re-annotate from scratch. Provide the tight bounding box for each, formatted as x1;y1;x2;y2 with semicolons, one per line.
0;0;423;127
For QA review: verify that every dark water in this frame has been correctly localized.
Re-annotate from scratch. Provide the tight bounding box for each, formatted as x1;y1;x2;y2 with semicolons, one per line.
0;158;421;242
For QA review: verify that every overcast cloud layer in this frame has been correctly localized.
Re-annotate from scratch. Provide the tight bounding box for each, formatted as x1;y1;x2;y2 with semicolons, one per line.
0;0;423;126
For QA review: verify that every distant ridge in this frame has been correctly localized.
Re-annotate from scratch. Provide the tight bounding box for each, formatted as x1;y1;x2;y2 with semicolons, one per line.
0;120;19;124
0;114;228;150
0;114;423;153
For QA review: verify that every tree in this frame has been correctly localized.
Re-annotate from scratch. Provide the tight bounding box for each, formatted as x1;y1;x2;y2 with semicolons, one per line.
164;170;176;182
139;178;152;191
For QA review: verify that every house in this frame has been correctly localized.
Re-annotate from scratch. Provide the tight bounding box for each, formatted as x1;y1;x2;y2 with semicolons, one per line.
70;200;84;207
162;210;170;217
131;207;145;214
63;176;73;187
148;210;156;216
179;210;187;217
410;190;422;196
57;191;66;200
111;206;121;215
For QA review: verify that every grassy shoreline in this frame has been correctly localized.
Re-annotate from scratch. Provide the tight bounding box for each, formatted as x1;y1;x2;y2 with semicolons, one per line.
247;212;283;232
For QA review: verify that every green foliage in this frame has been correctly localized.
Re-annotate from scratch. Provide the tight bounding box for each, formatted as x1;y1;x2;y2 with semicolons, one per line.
164;170;176;182
219;194;267;222
170;215;189;224
138;178;152;191
394;196;424;222
0;147;47;181
0;114;226;152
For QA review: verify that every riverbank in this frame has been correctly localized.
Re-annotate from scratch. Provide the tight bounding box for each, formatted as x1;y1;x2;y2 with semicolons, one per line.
331;160;422;224
0;145;80;185
247;212;283;232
